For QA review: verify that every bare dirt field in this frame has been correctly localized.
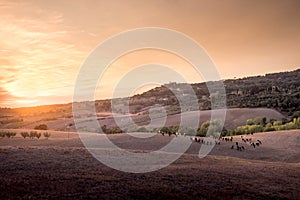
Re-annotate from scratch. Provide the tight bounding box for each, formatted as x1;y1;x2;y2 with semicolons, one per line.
0;129;299;199
18;108;285;131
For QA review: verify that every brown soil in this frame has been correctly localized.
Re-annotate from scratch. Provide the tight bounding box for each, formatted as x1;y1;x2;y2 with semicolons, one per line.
19;108;284;131
0;129;299;199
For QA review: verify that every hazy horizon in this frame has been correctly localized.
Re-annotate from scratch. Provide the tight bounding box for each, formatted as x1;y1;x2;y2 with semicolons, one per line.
1;0;300;108
1;68;298;109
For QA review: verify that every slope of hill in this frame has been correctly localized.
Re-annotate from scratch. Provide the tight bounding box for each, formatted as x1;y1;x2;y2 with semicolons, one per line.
0;129;299;199
0;69;299;130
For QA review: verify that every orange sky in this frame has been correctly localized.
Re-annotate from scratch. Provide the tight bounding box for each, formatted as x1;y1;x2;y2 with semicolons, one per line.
0;0;300;108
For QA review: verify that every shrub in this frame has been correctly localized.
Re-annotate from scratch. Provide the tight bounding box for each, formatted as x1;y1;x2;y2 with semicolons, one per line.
291;111;300;119
5;132;11;138
36;132;42;139
0;131;5;138
295;117;300;128
264;127;275;132
136;126;148;132
179;126;196;136
21;131;29;138
253;117;266;126
246;119;254;125
29;131;37;139
0;131;17;138
34;124;48;130
273;121;282;126
11;132;16;138
43;132;51;139
285;122;297;130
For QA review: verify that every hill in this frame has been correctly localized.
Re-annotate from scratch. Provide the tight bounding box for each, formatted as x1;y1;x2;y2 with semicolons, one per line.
0;129;299;199
0;69;299;130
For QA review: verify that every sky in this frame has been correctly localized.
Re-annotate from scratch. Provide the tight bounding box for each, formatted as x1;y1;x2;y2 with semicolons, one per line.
0;0;299;108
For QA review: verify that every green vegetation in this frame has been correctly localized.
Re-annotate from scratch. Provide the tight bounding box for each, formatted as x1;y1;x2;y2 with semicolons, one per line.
0;130;17;138
156;113;300;137
226;115;300;136
29;131;38;138
136;126;149;132
43;132;51;139
98;125;123;134
197;119;223;137
21;131;29;138
155;120;223;137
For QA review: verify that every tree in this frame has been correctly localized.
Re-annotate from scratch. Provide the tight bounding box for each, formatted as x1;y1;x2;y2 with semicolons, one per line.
180;126;196;136
246;119;254;125
21;131;29;139
253;117;266;126
198;119;223;137
43;132;51;139
36;132;41;139
29;131;37;139
34;124;48;130
136;126;148;132
198;121;210;136
101;125;107;133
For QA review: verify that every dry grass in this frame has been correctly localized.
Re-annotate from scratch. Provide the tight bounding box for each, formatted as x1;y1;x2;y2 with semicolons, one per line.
0;129;299;199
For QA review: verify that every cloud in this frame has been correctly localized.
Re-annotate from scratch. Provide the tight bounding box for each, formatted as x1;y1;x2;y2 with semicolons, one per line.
0;0;299;107
0;1;85;107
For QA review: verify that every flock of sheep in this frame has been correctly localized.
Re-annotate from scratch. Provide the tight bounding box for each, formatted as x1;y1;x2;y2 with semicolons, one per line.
159;130;262;152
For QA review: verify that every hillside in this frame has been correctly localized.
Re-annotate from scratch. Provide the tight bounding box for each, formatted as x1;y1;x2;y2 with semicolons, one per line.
0;69;299;130
0;129;299;199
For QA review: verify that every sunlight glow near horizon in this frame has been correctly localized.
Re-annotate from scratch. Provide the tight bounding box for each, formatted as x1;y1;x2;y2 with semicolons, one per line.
0;0;299;108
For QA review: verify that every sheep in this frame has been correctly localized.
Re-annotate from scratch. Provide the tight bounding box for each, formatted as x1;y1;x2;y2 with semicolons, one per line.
257;139;262;144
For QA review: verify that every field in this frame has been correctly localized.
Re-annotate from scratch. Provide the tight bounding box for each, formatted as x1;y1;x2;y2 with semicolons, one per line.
0;129;299;199
12;108;285;131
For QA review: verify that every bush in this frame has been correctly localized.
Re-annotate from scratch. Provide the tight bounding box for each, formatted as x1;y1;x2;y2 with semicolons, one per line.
36;132;42;139
295;117;300;128
0;131;17;138
136;126;149;132
43;132;51;139
273;121;282;126
246;119;254;125
0;131;5;138
29;131;37;139
291;111;300;119
253;117;266;126
34;124;48;130
21;131;29;138
179;126;196;136
11;132;17;138
264;127;275;132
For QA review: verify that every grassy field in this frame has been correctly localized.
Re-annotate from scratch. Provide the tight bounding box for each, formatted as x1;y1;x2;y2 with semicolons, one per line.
0;129;299;199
